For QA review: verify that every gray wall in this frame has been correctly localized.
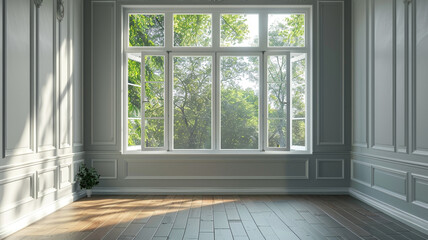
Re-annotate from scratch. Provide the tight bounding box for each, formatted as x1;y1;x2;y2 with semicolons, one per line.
351;0;428;232
0;0;85;238
84;0;352;194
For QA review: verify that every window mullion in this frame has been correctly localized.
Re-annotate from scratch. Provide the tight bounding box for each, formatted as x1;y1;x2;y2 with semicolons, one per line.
168;52;173;151
213;53;219;150
263;52;268;151
260;52;265;151
287;52;291;150
212;13;220;50
140;53;145;151
259;11;268;50
165;12;173;51
165;52;170;151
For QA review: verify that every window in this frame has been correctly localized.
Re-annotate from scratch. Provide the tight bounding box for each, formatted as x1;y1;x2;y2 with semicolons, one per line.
124;7;310;152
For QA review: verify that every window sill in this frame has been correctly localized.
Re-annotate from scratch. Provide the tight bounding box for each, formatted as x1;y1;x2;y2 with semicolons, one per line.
122;150;312;156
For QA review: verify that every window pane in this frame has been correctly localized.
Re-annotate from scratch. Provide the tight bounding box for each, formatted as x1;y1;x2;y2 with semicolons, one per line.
220;56;259;149
220;14;259;47
173;56;212;149
145;119;164;148
291;53;306;150
128;119;141;147
173;14;212;47
268;118;287;148
128;85;141;118
128;54;141;85
292;119;305;149
291;54;306;118
129;14;164;47
145;83;164;118
268;83;287;118
267;55;288;148
145;56;164;82
268;14;305;47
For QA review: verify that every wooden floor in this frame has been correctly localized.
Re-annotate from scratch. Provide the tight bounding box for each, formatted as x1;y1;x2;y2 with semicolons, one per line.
4;195;428;240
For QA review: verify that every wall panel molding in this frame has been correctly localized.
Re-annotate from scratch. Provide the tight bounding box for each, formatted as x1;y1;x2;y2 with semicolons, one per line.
59;163;72;189
72;0;84;148
412;0;428;156
124;159;309;180
352;0;368;148
4;0;34;157
36;166;58;198
316;158;344;179
0;173;35;213
90;1;117;146
58;0;72;149
372;165;408;201
37;0;57;153
371;0;396;152
0;0;3;158
411;174;428;209
395;0;409;154
0;152;85;173
351;159;372;187
91;159;117;179
316;1;345;147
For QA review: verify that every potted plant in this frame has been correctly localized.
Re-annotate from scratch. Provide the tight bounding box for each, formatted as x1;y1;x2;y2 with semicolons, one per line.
76;163;100;197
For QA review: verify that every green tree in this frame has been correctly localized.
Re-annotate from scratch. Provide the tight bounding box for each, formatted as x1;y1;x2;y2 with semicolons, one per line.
129;14;164;46
269;14;305;47
173;56;212;149
127;13;306;149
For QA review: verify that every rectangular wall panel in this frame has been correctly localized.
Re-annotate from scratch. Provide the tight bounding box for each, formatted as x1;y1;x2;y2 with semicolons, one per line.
395;0;407;152
59;0;71;149
373;166;407;200
5;0;32;156
60;164;72;189
351;160;371;186
0;174;34;213
92;159;117;179
125;160;309;180
373;0;394;150
352;0;368;147
412;174;428;209
37;167;58;197
0;0;3;156
317;2;344;145
91;2;116;145
414;0;428;155
37;0;56;152
73;0;84;147
316;159;344;179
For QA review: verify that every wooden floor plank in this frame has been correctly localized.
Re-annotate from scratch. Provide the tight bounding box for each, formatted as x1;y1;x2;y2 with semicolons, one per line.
214;229;233;240
200;220;214;233
213;211;229;229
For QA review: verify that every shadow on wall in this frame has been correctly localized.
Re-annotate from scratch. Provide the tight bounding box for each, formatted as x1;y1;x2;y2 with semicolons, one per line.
0;22;76;235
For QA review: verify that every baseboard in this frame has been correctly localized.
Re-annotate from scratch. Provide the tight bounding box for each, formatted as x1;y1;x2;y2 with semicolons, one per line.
0;191;85;239
349;188;428;235
92;187;350;195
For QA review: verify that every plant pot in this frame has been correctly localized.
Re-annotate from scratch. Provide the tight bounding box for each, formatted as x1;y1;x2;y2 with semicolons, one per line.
86;189;92;198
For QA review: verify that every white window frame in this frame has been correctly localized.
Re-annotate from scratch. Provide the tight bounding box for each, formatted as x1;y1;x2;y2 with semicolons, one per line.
122;5;312;154
264;51;291;151
141;52;168;151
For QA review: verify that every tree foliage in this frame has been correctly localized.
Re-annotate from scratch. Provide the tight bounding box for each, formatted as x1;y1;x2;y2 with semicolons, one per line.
269;14;305;47
127;13;306;149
